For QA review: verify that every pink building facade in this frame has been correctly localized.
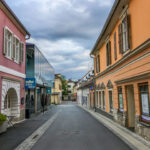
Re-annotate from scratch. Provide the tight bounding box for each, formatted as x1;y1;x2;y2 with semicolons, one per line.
0;1;30;121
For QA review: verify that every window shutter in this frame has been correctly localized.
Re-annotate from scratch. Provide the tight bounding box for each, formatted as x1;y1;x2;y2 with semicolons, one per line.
19;42;22;63
108;41;111;65
21;43;24;63
13;36;16;59
106;41;111;66
127;15;131;49
3;28;7;55
98;55;100;72
96;56;98;73
114;32;117;60
118;24;123;54
106;43;109;66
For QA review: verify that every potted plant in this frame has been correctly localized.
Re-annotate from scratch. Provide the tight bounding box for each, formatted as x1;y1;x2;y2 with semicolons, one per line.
0;114;7;134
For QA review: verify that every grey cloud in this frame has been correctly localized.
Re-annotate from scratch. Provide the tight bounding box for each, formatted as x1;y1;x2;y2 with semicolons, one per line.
6;0;114;79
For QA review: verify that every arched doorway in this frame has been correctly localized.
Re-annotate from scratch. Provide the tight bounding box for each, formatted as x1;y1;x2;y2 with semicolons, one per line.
1;79;20;118
4;88;18;117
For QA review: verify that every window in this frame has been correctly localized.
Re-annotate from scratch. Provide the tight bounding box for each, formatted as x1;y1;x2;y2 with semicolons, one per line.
4;94;11;109
109;91;113;112
118;87;123;112
4;28;13;59
139;83;150;122
102;91;105;110
106;41;111;66
114;32;117;60
99;91;101;108
96;55;100;73
59;85;62;90
96;91;99;107
3;27;24;63
118;15;130;54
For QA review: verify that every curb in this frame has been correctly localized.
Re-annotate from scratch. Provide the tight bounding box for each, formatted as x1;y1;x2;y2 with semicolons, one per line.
78;105;150;150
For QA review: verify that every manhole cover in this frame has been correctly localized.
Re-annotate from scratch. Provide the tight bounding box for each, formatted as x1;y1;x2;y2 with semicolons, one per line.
61;130;80;135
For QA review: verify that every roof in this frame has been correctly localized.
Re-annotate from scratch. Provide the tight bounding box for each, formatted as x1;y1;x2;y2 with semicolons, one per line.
90;0;129;55
0;0;30;37
77;79;93;90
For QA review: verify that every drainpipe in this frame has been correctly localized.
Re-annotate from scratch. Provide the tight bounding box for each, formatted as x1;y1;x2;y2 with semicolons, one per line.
90;54;96;111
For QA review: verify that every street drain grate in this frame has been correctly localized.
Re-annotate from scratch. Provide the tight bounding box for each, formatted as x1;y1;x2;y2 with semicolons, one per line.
32;134;39;139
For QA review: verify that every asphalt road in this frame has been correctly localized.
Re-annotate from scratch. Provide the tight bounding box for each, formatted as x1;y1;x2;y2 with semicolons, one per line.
31;102;132;150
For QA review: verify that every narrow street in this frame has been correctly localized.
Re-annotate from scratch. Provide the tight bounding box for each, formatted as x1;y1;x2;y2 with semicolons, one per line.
29;102;131;150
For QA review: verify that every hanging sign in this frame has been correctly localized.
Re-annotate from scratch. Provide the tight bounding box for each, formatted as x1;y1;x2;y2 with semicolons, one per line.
46;88;51;94
25;78;36;89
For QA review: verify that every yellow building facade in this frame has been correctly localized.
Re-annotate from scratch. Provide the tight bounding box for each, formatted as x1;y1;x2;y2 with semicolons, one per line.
51;74;62;105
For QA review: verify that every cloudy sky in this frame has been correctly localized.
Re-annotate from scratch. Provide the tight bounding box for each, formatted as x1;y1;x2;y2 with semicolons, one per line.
6;0;114;79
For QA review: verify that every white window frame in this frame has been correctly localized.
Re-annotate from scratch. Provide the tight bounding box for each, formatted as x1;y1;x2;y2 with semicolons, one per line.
13;35;20;63
4;26;13;60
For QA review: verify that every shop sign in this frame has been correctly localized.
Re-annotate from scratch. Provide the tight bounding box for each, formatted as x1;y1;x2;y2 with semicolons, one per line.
25;78;36;89
90;86;93;90
46;88;51;94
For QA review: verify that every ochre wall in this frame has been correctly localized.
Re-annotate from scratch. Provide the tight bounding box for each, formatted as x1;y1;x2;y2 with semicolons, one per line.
95;0;150;76
129;0;150;50
95;47;150;114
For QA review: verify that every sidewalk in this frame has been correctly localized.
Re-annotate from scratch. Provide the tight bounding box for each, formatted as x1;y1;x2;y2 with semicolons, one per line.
79;105;150;150
0;105;57;150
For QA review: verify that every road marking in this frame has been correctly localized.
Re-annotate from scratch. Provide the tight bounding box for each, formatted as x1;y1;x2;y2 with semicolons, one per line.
79;105;150;150
15;110;61;150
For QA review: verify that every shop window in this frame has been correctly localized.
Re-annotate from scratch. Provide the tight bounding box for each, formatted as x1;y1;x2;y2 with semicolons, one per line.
106;41;111;66
109;90;113;112
118;87;123;112
96;91;98;107
139;83;150;122
99;91;101;108
102;91;105;110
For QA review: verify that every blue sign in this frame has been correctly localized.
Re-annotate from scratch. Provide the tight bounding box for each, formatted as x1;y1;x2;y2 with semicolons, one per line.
46;88;51;94
90;86;93;90
25;78;36;89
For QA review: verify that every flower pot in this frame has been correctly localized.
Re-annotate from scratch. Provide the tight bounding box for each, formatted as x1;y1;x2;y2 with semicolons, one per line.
0;121;8;134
